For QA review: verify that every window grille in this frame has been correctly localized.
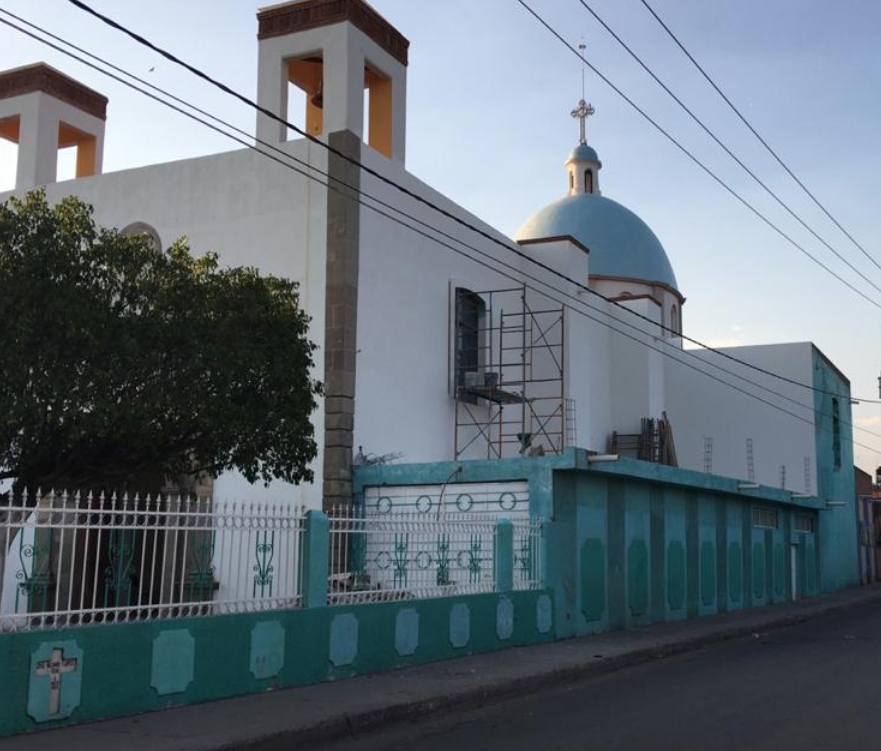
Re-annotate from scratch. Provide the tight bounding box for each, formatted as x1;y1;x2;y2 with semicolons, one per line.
454;288;484;391
752;507;778;529
832;398;842;471
794;515;815;534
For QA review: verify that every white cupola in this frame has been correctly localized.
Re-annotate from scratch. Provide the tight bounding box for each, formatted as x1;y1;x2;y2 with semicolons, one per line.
565;98;601;196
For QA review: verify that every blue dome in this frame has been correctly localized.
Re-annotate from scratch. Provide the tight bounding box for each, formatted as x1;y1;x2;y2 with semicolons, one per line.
514;193;679;291
567;144;599;163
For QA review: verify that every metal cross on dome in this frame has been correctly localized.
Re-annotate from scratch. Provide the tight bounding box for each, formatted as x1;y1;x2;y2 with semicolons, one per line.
571;99;595;146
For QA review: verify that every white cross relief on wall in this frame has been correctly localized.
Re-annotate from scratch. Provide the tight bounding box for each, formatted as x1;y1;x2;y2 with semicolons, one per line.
35;648;78;717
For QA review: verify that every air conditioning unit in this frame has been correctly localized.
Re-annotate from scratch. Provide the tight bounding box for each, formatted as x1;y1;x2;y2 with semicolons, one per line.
464;371;482;388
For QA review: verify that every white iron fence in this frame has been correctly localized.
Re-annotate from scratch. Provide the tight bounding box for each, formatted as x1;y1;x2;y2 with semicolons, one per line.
327;507;543;605
0;491;306;633
0;490;546;632
362;482;530;519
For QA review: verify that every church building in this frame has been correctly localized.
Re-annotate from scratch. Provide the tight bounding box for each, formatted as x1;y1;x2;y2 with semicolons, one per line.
0;0;857;599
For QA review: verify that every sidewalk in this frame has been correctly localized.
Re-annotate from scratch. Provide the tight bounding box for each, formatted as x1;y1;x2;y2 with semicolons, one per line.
9;585;881;751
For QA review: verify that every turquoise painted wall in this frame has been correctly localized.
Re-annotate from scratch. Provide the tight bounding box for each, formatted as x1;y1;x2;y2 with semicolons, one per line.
356;451;829;641
576;475;609;634
624;482;651;629
0;590;554;738
812;348;859;591
534;455;821;639
3;448;846;739
726;500;743;611
664;489;687;621
698;495;717;617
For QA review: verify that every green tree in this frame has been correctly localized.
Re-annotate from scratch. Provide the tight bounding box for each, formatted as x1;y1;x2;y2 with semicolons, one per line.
0;190;322;492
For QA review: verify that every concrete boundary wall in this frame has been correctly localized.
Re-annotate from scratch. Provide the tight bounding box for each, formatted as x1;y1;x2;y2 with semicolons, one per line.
549;473;818;639
355;449;827;642
3;449;842;739
0;589;554;738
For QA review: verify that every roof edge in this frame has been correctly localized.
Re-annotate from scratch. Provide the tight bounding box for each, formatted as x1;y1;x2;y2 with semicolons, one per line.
257;0;410;66
0;62;108;120
517;234;590;255
811;343;851;387
591;274;684;304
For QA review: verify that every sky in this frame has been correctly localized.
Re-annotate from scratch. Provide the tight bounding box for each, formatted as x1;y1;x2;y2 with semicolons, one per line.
1;0;880;474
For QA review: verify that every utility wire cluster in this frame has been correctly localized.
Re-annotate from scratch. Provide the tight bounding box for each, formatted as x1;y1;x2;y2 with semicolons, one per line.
0;1;877;460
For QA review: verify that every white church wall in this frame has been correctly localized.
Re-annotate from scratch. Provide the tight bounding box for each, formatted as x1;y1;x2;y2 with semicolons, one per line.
580;302;613;453
607;297;666;439
665;342;818;492
520;240;620;455
353;148;564;464
516;239;591;455
0;141;331;509
593;278;683;342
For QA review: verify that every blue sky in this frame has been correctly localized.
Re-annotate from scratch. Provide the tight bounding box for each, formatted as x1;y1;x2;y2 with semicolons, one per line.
1;0;880;473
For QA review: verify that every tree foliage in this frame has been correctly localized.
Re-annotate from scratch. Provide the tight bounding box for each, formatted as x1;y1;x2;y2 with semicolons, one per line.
0;190;322;492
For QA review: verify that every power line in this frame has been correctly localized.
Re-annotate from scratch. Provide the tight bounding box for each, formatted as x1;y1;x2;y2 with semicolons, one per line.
3;10;879;462
4;6;878;441
56;0;881;407
575;0;881;297
638;0;881;275
0;7;832;422
515;0;881;313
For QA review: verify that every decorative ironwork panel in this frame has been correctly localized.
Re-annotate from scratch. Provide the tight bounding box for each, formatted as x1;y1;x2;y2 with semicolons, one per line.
0;491;306;634
327;503;543;605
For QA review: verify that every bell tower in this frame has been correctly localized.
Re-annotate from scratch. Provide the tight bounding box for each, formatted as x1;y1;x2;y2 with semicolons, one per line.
255;0;409;162
0;63;107;190
255;0;410;510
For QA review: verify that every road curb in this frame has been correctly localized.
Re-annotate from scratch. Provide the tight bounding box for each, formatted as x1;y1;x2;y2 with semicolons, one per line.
232;590;881;750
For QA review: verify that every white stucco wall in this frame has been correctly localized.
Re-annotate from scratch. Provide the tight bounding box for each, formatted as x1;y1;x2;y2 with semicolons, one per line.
2;130;693;487
353;147;542;463
606;297;666;439
0;140;330;508
665;342;818;491
352;147;652;462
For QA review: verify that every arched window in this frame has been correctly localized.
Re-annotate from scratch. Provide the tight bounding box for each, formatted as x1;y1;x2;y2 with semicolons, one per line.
670;305;679;335
121;222;162;253
584;170;593;193
569;172;574;191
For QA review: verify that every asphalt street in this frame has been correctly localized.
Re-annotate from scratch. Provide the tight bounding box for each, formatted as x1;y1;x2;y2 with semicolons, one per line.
322;599;881;751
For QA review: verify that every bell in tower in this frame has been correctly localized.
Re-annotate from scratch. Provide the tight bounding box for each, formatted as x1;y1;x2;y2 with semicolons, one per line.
255;0;409;162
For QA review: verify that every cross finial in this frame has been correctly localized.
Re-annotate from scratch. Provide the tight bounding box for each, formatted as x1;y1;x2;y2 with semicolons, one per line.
572;39;594;146
571;98;595;146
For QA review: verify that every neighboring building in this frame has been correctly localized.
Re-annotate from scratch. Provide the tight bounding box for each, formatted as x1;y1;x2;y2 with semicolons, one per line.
664;343;856;592
856;465;879;584
0;0;859;607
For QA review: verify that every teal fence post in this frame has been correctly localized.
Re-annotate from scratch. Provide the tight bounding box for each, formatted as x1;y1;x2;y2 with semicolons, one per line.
495;518;514;592
303;510;329;608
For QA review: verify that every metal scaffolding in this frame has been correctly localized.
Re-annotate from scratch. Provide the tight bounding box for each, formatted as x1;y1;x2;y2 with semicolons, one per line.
453;285;566;460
